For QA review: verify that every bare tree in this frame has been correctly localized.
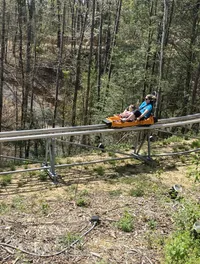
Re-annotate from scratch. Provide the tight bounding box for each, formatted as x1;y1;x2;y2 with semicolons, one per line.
71;1;89;126
155;0;169;118
84;0;95;126
53;1;66;128
0;0;6;132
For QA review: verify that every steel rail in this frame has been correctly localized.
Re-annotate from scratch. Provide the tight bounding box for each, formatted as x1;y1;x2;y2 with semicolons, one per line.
0;118;200;143
0;113;200;138
0;156;135;176
157;113;200;124
0;124;107;138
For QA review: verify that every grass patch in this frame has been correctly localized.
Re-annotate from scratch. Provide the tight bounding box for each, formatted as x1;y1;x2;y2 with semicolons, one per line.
0;174;12;187
76;197;89;207
109;189;122;197
163;199;200;263
59;232;81;246
117;210;134;232
0;201;9;214
38;170;48;181
93;166;105;176
129;186;144;197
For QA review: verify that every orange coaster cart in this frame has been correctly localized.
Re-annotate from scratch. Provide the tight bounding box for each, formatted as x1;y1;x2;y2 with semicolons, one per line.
103;115;155;128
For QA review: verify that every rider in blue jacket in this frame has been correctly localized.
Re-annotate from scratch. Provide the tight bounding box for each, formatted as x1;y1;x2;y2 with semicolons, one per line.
122;94;156;122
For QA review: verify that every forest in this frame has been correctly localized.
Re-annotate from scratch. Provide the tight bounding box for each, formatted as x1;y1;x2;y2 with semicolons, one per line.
1;1;200;264
0;0;199;132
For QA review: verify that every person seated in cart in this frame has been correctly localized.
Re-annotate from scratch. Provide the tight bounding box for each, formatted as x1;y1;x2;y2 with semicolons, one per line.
119;104;136;118
121;94;156;122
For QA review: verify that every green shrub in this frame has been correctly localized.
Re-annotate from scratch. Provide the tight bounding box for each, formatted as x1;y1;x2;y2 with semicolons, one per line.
191;140;200;148
148;219;157;230
41;202;50;215
9;164;16;171
109;189;122;197
93;166;105;176
117;210;134;232
0;202;9;213
174;200;200;231
164;200;200;263
164;231;200;264
0;174;12;187
59;232;80;246
38;171;48;181
129;186;144;197
76;197;89;207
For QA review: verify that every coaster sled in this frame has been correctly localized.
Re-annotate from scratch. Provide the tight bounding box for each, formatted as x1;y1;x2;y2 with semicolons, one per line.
103;115;155;128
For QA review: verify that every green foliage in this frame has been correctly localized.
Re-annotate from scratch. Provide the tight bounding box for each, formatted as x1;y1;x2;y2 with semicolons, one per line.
93;166;105;176
108;160;116;165
29;171;37;177
76;197;89;207
117;210;134;232
164;231;200;264
41;201;50;215
38;170;48;181
109;189;122;197
191;140;200;148
79;189;89;196
9;163;16;171
108;152;116;157
62;70;70;79
129;186;144;197
163;136;182;145
59;232;81;246
11;196;25;211
147;219;157;230
174;200;200;231
187;154;200;182
0;201;9;214
0;174;12;187
164;200;200;263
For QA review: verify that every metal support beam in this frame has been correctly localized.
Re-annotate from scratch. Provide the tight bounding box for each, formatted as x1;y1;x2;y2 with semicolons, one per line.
44;138;58;183
132;131;153;164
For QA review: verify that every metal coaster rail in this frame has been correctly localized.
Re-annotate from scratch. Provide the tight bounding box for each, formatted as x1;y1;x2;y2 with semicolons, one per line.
0;116;200;142
0;113;200;139
0;114;200;181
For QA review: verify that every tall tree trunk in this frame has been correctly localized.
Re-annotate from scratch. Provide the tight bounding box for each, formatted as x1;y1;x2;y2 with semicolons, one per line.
25;0;35;158
57;0;61;48
182;0;200;116
26;0;36;158
97;0;104;102
53;1;66;128
155;0;168;118
0;0;6;132
18;0;25;129
0;0;6;166
71;1;89;126
70;0;76;54
104;0;122;108
84;0;95;126
191;63;200;113
143;0;155;96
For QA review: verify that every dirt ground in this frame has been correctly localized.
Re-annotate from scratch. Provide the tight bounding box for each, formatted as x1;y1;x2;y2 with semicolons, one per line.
0;142;199;264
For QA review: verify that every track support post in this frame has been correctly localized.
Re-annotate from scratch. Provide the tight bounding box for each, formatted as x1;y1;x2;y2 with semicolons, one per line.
132;131;152;164
44;138;58;183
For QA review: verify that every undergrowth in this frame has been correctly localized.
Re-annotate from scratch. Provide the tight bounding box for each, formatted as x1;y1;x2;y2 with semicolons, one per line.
164;199;200;263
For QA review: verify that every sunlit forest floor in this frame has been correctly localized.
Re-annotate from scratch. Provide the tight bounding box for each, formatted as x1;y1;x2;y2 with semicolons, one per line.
0;138;200;264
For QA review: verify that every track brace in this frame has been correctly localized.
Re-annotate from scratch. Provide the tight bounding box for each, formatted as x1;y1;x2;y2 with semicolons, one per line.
132;131;153;165
43;138;58;184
